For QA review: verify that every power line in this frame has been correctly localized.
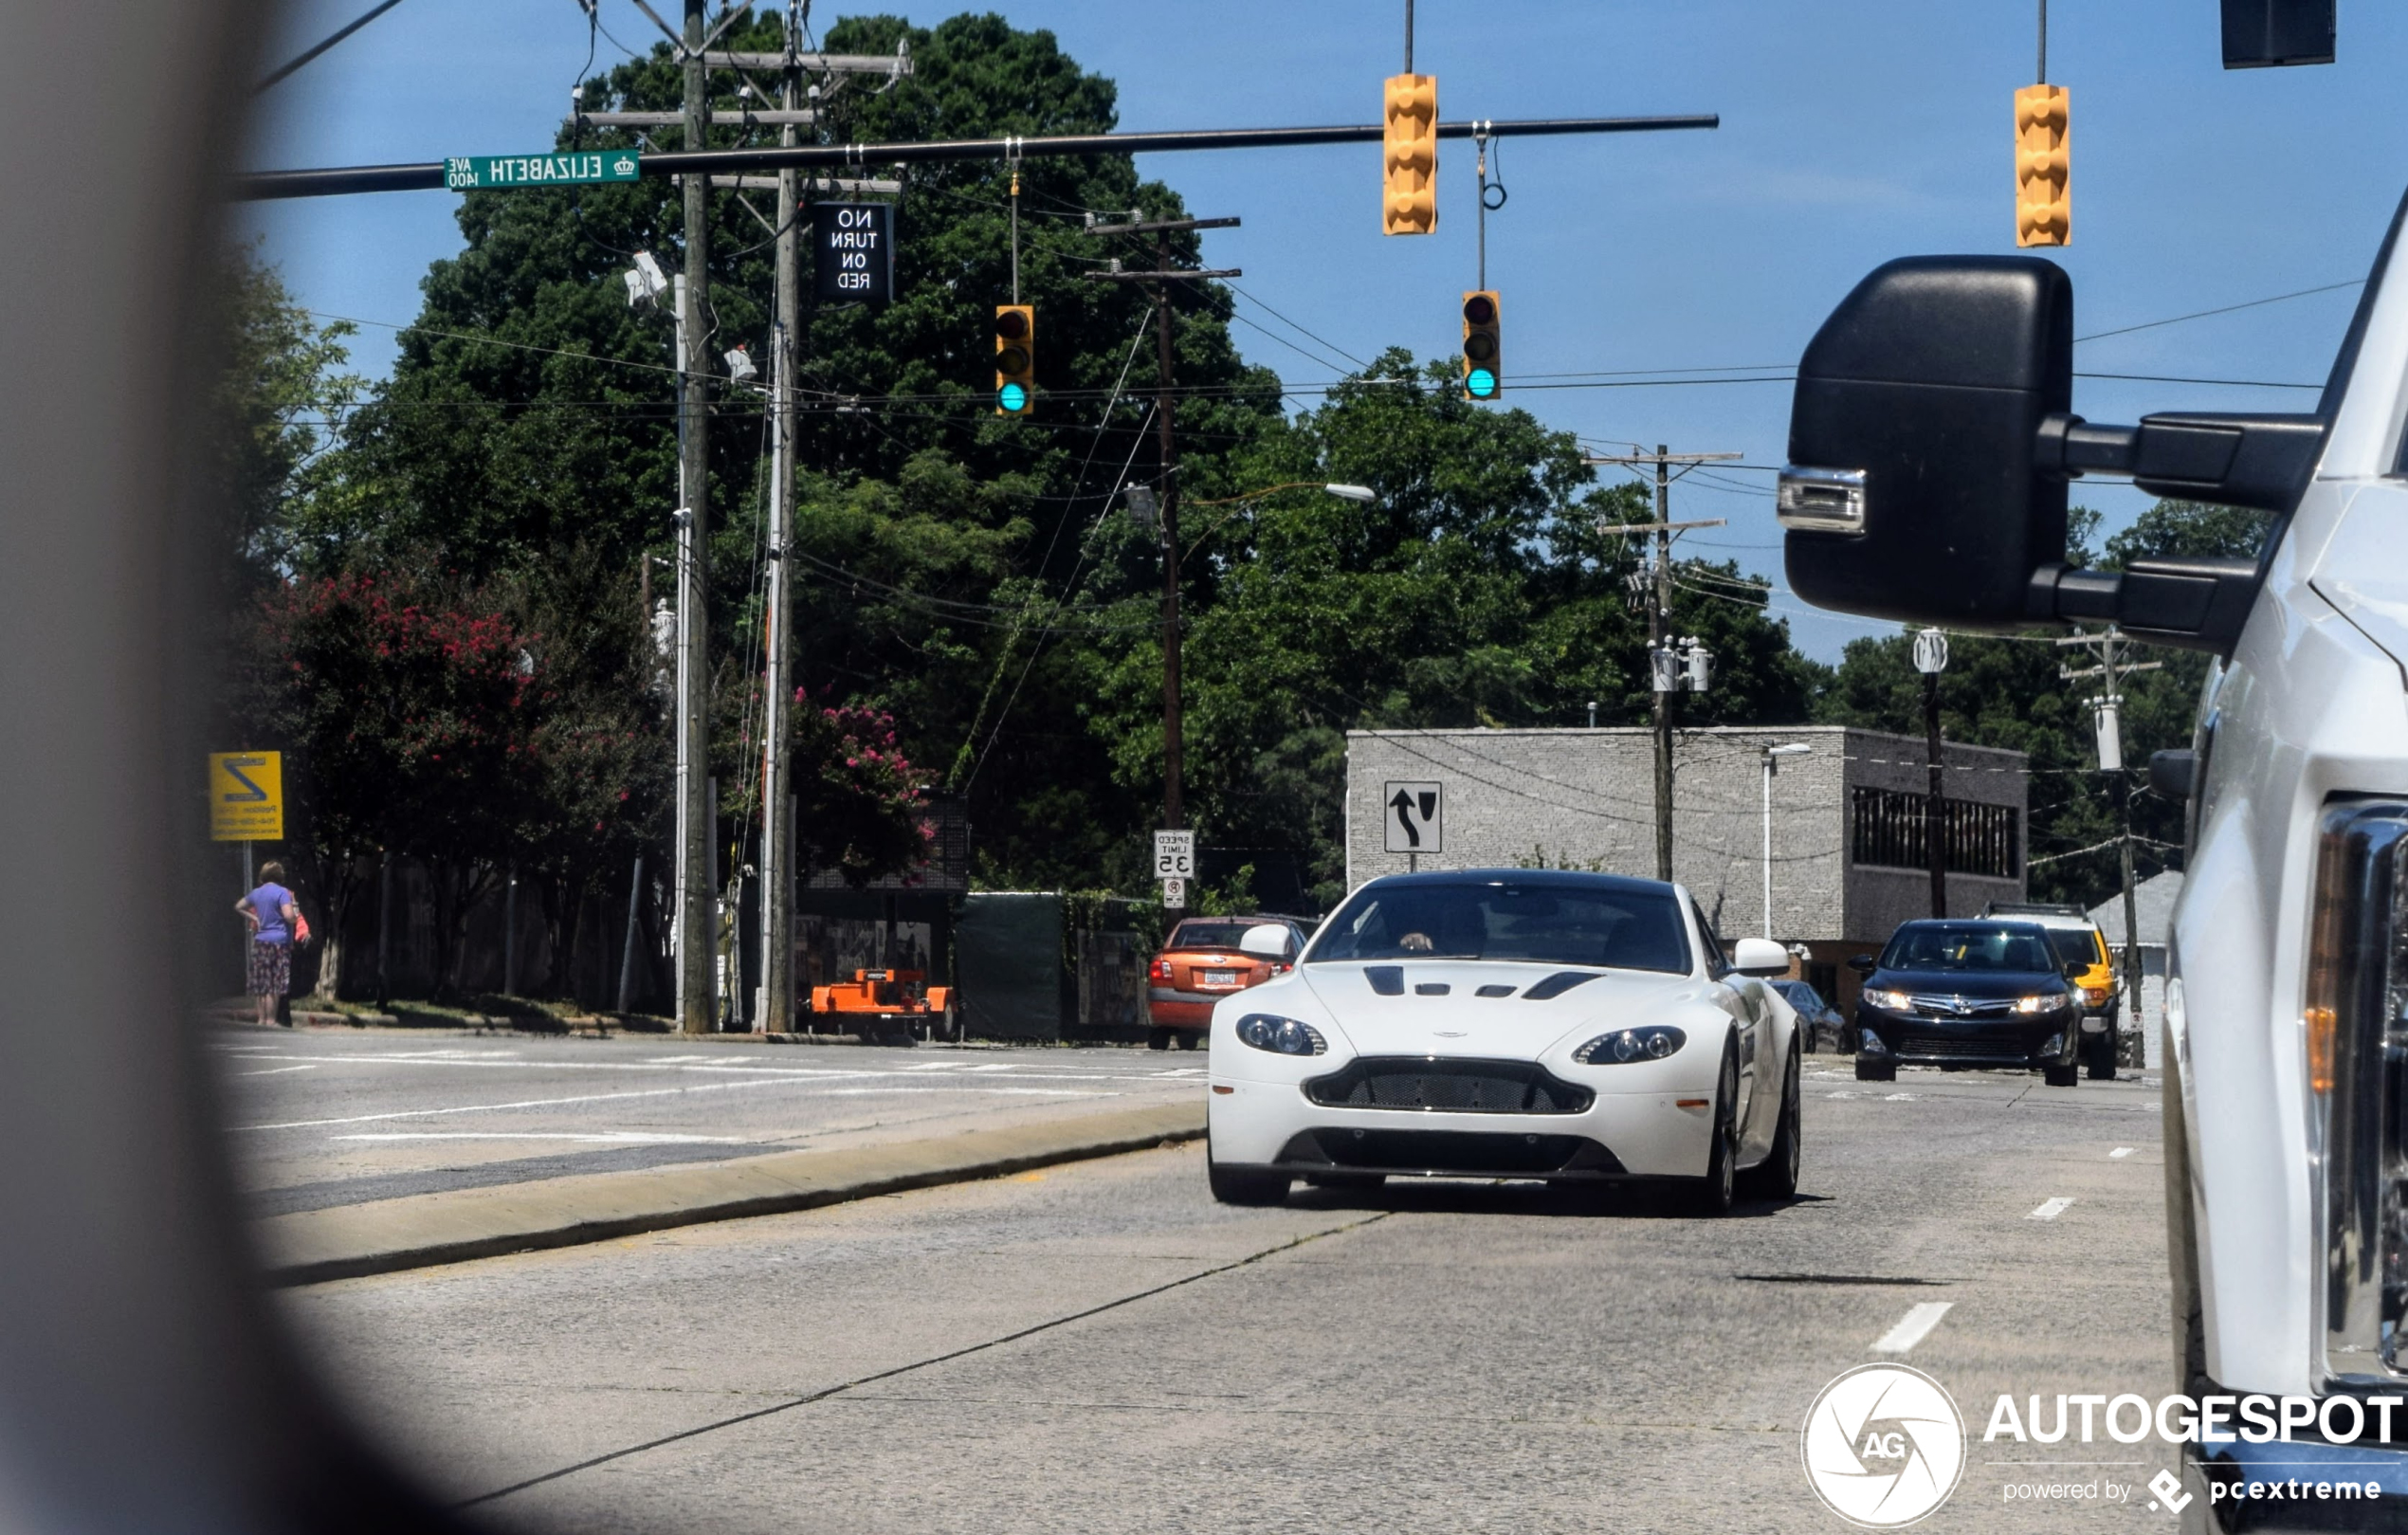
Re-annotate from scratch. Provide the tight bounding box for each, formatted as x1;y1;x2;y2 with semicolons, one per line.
254;0;408;94
2073;279;2362;343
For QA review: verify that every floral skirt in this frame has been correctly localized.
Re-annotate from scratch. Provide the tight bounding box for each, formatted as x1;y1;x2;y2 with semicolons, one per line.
247;940;291;997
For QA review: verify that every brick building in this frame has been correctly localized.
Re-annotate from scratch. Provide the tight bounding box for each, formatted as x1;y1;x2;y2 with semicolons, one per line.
1343;725;2029;1009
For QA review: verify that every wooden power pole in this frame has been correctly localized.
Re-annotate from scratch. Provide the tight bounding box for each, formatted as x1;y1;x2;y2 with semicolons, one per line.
675;0;715;1033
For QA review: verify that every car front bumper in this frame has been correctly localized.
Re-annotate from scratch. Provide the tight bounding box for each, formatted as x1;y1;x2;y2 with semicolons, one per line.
1856;1007;2081;1069
1207;1066;1717;1180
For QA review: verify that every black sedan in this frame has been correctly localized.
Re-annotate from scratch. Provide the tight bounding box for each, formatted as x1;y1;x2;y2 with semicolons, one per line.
1849;921;2086;1087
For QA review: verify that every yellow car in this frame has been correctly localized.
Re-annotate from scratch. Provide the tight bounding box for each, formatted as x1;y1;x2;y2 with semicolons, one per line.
1985;903;2119;1079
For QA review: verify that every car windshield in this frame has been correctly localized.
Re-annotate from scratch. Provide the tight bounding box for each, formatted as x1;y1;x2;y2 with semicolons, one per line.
1306;881;1691;973
2043;928;2101;968
1167;921;1269;951
1881;923;2056;974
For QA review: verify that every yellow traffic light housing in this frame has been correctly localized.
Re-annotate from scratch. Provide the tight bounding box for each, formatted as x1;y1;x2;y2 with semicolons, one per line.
1460;290;1501;400
994;304;1034;415
2015;84;2070;247
1382;73;1438;235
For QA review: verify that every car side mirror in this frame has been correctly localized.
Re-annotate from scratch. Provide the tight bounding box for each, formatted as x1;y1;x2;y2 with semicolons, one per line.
1237;924;1291;959
1731;937;1791;978
1780;255;2321;656
1848;954;1876;977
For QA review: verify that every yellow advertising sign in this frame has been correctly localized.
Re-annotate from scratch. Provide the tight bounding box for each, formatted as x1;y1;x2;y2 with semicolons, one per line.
208;752;283;842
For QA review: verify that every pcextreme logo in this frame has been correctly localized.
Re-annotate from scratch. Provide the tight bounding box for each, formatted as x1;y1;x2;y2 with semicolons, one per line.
1802;1363;1968;1527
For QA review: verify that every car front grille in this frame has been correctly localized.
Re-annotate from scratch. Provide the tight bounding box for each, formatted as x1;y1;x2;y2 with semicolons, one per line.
1283;1128;1624;1177
1303;1057;1594;1115
1900;1032;2028;1059
1904;995;2017;1019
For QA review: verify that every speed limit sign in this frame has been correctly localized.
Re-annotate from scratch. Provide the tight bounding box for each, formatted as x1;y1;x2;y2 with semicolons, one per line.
1154;830;1195;880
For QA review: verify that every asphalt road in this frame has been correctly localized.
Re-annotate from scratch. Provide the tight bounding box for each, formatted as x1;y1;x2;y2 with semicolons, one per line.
276;1060;2174;1533
210;1029;1204;1215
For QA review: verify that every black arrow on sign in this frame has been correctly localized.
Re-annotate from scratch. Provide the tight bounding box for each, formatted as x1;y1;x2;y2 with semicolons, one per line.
1389;789;1421;849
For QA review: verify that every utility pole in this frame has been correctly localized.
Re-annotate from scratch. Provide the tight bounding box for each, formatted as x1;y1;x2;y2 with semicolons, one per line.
676;0;715;1035
1085;216;1241;845
1913;629;1950;917
2058;626;2162;1050
1587;447;1737;881
755;9;802;1035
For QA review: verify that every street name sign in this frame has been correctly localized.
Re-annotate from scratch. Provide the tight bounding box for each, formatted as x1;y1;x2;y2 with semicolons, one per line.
444;151;640;191
1154;830;1195;880
209;751;284;842
1383;781;1443;853
814;202;896;303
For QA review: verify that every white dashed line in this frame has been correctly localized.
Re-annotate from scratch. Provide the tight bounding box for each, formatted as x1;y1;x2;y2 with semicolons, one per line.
2109;1147;2135;1159
1871;1301;1954;1354
1826;1091;1858;1100
2028;1197;2076;1221
235;1064;318;1077
1884;1092;1918;1102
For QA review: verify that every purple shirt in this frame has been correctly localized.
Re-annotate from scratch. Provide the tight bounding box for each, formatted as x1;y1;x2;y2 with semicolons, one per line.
247;883;294;944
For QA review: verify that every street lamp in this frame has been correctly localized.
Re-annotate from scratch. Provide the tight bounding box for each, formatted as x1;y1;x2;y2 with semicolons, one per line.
1761;742;1812;939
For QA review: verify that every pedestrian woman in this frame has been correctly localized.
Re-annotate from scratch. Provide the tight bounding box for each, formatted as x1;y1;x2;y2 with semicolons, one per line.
237;862;301;1028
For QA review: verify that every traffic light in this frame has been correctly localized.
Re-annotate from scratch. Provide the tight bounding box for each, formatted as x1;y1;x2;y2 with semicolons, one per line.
2014;84;2070;247
1460;290;1501;400
1381;73;1437;235
994;304;1034;415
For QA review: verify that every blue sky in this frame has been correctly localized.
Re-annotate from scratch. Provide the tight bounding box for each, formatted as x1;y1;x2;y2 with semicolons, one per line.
238;1;2408;663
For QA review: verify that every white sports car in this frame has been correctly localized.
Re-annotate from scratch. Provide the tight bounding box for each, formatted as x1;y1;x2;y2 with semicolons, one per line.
1204;869;1802;1214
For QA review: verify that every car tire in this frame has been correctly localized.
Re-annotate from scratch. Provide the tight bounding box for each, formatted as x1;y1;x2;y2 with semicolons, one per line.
2043;1061;2080;1087
1208;1160;1290;1206
1176;1030;1201;1051
1853;1058;1895;1083
1736;1044;1801;1201
1687;1039;1740;1216
2086;1024;2119;1080
1146;1027;1172;1051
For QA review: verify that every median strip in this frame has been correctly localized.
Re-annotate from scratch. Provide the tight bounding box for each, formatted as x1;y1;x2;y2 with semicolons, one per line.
254;1099;1206;1287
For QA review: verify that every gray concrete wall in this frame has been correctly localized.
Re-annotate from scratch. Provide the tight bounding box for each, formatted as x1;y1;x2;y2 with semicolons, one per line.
1344;726;2027;945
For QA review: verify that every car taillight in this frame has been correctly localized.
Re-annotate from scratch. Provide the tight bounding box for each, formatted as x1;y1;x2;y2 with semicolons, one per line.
2312;800;2408;1384
2082;985;2109;1008
1150;957;1174;984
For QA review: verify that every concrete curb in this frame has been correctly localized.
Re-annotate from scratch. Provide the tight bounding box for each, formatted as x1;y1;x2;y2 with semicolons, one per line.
256;1100;1207;1288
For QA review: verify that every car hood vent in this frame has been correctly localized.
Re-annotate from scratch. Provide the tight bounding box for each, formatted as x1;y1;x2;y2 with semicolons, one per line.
1523;971;1599;1002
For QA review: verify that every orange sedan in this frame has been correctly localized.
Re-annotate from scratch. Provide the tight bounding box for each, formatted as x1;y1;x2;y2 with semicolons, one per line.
1145;916;1308;1051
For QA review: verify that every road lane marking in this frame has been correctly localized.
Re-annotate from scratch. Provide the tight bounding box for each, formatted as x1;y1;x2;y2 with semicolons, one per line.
1871;1301;1954;1354
235;1064;319;1077
1884;1092;1917;1101
820;1087;1097;1097
2028;1197;2076;1220
232;1075;843;1131
2110;1147;2134;1159
331;1131;747;1144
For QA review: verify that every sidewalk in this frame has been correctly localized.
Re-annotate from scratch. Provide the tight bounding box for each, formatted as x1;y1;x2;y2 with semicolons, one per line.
253;1096;1206;1288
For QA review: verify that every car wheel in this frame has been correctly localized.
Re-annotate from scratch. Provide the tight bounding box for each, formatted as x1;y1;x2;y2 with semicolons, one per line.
2086;1024;2119;1081
1737;1044;1801;1201
2043;1061;2080;1087
1208;1159;1290;1206
1176;1029;1201;1051
1146;1027;1172;1051
1853;1057;1895;1083
1687;1040;1739;1216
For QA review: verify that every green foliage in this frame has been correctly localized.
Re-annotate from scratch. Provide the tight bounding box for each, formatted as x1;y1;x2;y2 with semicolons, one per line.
207;244;361;589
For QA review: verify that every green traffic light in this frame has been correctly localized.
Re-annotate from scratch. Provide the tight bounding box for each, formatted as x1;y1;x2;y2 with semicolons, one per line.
998;381;1029;412
1466;368;1498;399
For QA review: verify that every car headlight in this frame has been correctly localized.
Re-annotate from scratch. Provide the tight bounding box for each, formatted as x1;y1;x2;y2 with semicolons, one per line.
1862;988;1912;1012
1572;1025;1686;1065
1233;1013;1326;1056
2014;993;2069;1014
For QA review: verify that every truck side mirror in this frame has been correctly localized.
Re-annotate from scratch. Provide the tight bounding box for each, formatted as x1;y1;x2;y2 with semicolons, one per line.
2150;748;2198;799
1780;256;2325;654
1780;256;2073;627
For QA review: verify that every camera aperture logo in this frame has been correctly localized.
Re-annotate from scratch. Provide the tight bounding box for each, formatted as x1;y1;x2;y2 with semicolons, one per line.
1802;1363;1967;1527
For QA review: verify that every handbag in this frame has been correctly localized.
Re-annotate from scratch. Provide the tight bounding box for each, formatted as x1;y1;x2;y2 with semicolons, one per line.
293;911;312;945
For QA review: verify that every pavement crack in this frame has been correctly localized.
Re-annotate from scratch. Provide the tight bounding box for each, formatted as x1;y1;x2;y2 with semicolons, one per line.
453;1212;1390;1508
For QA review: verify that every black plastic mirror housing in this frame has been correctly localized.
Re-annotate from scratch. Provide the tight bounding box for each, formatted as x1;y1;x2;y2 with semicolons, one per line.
1782;256;2073;626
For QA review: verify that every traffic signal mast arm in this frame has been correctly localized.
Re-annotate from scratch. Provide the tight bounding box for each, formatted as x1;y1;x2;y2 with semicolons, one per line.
233;113;1718;199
